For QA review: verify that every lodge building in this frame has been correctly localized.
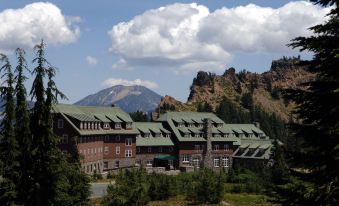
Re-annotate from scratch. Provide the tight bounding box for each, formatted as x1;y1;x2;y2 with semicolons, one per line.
53;104;273;174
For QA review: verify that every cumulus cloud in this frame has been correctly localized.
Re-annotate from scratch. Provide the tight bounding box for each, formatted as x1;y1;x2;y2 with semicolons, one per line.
86;56;98;66
108;1;329;73
102;78;159;89
0;2;80;53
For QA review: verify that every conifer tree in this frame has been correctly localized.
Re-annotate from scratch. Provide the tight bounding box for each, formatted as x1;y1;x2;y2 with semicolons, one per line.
281;0;339;204
0;54;19;205
14;48;34;204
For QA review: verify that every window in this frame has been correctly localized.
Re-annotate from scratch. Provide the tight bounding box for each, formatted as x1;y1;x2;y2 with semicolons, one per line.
135;160;141;166
148;147;152;153
136;134;141;138
158;147;162;153
116;146;120;154
58;119;63;128
91;123;94;129
125;138;132;146
198;124;203;128
224;133;229;138
169;147;173;152
188;123;194;127
154;133;161;137
166;134;170;138
61;134;68;144
224;144;230;151
213;158;220;167
126;122;132;129
80;122;83;130
182;154;190;163
144;133;150;138
184;133;190;138
214;134;221;138
104;123;110;129
193;157;200;168
125;149;132;157
137;147;141;153
84;123;87;129
178;123;184;127
105;135;109;142
104;146;109;154
115;123;121;129
146;160;153;167
195;134;200;138
115;160;120;168
103;162;108;170
217;123;223;128
116;135;120;141
222;157;229;167
213;144;219;151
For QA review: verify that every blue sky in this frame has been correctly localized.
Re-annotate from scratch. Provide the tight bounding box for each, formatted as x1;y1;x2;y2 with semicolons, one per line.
0;0;329;103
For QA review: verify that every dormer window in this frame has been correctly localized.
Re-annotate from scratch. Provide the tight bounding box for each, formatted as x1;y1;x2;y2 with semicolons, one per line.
165;134;170;138
144;133;150;138
80;122;83;130
195;134;200;138
239;133;244;138
103;123;110;129
184;133;190;138
154;133;161;137
217;123;223;128
198;124;203;128
126;122;132;129
178;123;184;127
115;123;121;129
214;134;221;138
84;123;87;129
187;123;194;127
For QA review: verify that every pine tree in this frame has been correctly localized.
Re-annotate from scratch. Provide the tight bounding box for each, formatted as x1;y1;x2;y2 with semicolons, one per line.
14;48;34;204
281;1;339;204
0;54;19;205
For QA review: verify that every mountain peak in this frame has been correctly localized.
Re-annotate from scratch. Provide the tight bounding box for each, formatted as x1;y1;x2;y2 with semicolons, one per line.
74;85;162;113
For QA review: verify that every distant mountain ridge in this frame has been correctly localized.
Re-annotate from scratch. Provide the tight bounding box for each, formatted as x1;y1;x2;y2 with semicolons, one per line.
74;85;162;113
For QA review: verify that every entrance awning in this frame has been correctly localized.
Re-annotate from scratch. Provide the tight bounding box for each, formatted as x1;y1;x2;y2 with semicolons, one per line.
155;154;176;161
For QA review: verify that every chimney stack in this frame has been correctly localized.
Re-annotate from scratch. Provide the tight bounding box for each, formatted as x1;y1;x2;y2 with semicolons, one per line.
253;121;260;128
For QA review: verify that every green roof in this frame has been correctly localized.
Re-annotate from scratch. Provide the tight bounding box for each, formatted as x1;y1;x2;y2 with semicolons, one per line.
233;138;273;159
135;122;174;146
155;154;176;160
156;112;238;143
53;104;138;135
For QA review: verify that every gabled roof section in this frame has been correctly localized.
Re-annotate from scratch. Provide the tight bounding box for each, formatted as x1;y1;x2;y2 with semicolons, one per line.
53;104;138;135
134;122;174;146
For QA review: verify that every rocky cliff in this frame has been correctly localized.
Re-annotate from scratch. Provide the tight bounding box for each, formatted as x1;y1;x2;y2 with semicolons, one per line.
157;57;314;122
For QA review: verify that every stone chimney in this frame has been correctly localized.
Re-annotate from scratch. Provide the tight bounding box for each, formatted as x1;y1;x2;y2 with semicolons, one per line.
203;118;213;168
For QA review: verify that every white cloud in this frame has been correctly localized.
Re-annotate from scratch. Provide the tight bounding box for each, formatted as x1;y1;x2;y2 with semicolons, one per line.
102;78;159;89
108;1;329;73
86;55;98;66
0;2;80;53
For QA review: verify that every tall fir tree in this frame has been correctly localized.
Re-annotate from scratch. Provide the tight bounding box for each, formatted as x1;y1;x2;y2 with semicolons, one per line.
0;54;19;205
281;0;339;205
14;48;34;204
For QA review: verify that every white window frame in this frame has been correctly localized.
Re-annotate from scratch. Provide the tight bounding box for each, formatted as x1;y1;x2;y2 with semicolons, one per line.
148;147;152;153
126;122;132;129
182;154;190;163
115;123;121;129
104;146;109;154
58;119;64;128
116;135;120;141
146;160;153;167
166;134;170;138
125;149;132;157
222;157;229;167
125;138;132;146
213;144;219;151
194;145;201;152
116;146;120;154
213;158;220;167
193;157;200;168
